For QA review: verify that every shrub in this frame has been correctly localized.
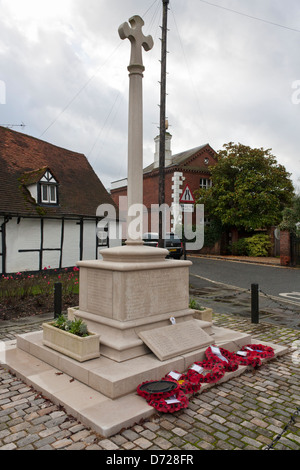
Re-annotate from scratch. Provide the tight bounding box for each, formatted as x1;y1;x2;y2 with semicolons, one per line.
229;234;272;257
0;267;79;302
189;298;205;311
0;267;80;319
231;238;248;255
244;233;272;257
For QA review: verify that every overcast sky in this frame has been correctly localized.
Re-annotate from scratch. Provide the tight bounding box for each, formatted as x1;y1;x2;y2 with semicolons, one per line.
1;0;300;191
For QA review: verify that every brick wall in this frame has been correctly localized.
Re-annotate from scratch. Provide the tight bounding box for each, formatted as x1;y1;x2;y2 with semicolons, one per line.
110;145;217;242
280;230;291;266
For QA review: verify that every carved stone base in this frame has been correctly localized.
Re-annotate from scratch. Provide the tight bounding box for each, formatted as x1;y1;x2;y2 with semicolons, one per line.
74;244;199;361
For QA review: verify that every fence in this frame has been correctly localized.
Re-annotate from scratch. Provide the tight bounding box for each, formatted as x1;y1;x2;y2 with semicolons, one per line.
291;233;300;266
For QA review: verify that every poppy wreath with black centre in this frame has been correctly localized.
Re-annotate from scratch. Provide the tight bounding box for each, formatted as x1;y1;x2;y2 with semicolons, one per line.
148;390;189;413
205;346;239;372
137;380;180;401
161;372;201;395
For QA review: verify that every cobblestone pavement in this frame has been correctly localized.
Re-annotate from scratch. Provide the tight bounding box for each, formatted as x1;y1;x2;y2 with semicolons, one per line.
0;311;300;451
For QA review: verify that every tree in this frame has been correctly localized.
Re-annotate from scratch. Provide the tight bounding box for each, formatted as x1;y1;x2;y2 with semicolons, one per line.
195;142;294;231
280;194;300;234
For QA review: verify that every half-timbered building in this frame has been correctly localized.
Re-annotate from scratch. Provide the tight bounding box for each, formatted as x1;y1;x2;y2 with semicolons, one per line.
0;126;119;274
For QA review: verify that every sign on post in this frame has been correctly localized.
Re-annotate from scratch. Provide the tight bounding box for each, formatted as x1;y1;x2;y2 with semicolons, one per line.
179;184;195;204
180;184;195;213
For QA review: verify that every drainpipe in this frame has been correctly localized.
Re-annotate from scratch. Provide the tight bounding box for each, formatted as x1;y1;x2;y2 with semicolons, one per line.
1;216;11;275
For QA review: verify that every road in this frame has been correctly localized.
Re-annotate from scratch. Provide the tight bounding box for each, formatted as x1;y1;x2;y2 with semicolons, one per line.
188;256;300;304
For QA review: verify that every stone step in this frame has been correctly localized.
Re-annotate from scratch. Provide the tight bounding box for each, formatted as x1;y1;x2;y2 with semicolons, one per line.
16;325;251;399
0;336;288;438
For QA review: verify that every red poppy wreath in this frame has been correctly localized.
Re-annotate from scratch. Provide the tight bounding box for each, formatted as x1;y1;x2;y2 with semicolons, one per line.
148;389;189;413
205;346;239;372
161;371;201;395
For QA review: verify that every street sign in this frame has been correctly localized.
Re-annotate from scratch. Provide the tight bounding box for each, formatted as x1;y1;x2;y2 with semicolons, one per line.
179;184;195;204
181;204;194;212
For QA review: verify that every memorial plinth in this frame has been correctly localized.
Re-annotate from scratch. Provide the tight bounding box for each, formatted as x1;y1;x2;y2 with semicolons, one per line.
75;245;197;362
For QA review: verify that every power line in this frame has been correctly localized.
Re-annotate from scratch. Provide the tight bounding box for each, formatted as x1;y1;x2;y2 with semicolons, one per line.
169;5;209;140
39;42;122;139
87;89;124;164
143;0;160;19
38;0;161;140
199;0;300;33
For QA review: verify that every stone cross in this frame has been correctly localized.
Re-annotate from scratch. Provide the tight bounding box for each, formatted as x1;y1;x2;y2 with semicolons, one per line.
118;16;153;245
119;15;154;68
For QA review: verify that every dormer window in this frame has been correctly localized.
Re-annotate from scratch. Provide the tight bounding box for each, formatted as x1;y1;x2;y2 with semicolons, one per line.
20;167;59;208
40;170;58;204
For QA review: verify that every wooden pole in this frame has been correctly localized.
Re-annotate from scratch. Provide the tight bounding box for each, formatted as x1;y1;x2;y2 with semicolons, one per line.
158;0;169;248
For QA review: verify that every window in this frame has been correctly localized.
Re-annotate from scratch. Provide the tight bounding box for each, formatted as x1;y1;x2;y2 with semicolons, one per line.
200;178;212;189
41;184;57;204
39;170;58;205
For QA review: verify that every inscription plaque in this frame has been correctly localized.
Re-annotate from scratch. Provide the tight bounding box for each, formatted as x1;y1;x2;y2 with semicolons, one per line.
86;269;113;317
123;267;188;320
138;320;212;361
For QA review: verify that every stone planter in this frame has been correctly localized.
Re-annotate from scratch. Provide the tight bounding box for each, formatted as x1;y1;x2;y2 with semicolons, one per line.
193;307;213;322
42;322;100;362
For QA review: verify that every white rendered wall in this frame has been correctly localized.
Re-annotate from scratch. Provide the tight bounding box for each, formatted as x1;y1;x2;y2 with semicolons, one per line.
6;218;40;273
43;218;62;269
1;217;122;274
61;219;80;268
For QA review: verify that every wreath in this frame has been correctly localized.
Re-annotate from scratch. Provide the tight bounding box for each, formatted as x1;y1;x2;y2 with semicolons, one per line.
240;344;274;360
161;371;201;394
137;380;180;401
205;346;239;372
148;389;189;413
186;361;225;384
137;344;275;413
233;350;262;368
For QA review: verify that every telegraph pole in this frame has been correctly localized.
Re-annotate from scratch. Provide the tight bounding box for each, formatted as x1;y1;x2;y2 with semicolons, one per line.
158;0;169;248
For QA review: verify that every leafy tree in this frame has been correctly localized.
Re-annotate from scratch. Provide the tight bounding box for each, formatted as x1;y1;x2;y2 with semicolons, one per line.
280;194;300;234
195;142;294;231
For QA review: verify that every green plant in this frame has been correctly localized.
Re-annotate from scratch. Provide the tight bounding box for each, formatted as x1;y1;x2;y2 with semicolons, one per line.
189;298;205;311
52;315;89;337
231;238;248;255
0;267;79;307
244;233;272;257
203;218;223;247
195;142;294;231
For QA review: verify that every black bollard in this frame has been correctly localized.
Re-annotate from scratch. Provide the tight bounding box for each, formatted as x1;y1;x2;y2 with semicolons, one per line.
54;282;62;318
251;284;259;324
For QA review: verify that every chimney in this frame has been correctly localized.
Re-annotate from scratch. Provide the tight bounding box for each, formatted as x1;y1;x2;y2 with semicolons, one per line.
153;132;172;169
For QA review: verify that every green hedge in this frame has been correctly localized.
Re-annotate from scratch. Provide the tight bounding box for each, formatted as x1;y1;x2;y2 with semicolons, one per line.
231;233;272;257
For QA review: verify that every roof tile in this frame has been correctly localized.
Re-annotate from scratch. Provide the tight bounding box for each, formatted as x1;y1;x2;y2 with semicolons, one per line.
0;126;115;218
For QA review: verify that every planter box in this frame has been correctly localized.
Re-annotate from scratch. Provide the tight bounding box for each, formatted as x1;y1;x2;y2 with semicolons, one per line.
42;322;100;362
193;307;213;322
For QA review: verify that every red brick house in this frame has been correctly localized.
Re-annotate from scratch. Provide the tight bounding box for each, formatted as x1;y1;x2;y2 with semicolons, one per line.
110;133;218;235
0;126;120;274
